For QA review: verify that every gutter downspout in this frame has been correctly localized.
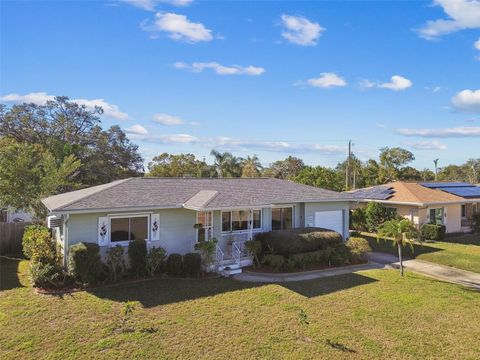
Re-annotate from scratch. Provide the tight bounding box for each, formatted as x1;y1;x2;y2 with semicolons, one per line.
63;214;69;267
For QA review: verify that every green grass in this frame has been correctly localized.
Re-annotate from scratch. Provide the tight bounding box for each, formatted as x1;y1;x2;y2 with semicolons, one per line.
365;233;480;273
1;257;480;359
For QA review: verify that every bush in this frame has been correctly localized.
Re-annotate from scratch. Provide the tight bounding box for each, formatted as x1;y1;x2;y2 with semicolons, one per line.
183;252;202;277
365;202;397;232
22;225;57;264
255;228;343;256
346;237;371;261
194;238;217;266
128;239;147;276
473;214;480;235
420;223;446;241
146;246;166;277
68;242;104;285
291;248;334;269
166;253;183;275
245;240;261;267
350;208;367;231
261;254;285;272
105;245;126;282
29;262;68;289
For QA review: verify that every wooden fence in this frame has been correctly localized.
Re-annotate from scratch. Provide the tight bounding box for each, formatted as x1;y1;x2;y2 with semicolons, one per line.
0;222;31;255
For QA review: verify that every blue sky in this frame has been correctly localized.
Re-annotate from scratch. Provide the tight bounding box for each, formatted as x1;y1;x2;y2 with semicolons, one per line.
1;0;479;170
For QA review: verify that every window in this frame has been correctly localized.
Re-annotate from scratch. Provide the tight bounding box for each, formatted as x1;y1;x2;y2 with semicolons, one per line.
221;209;262;232
461;205;467;218
111;216;148;242
197;211;213;242
272;207;293;230
429;208;444;225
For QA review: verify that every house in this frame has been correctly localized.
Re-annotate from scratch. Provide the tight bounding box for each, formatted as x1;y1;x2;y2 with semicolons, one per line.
349;181;480;234
41;177;352;273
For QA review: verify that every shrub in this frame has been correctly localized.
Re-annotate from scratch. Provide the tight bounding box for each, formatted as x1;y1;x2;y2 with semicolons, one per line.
350;208;367;231
68;242;104;285
183;252;202;277
146;246;166;277
255;228;343;256
245;240;261;267
128;239;147;276
291;248;334;269
194;238;218;266
365;202;397;232
29;262;67;289
166;253;183;275
473;214;480;235
22;225;57;264
105;245;126;282
346;237;371;261
420;223;446;241
261;254;285;272
330;244;350;266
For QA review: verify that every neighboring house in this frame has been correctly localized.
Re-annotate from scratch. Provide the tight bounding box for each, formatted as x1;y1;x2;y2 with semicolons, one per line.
349;181;480;234
41;177;352;273
0;207;33;223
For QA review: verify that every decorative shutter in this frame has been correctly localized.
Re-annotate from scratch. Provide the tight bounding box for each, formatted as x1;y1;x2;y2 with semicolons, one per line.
98;217;109;246
151;214;160;241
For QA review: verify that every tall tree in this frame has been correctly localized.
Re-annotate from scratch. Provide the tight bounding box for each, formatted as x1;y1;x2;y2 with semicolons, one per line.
262;156;305;179
147;153;208;177
378;147;415;183
241;155;263;178
210;150;242;178
0;138;81;217
0;97;144;186
294;166;343;191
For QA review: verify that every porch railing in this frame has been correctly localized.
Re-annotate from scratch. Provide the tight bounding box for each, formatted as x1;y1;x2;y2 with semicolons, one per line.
215;245;224;268
232;241;241;265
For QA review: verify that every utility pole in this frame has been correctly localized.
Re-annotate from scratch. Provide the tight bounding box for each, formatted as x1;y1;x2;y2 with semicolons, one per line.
346;140;351;190
433;159;439;181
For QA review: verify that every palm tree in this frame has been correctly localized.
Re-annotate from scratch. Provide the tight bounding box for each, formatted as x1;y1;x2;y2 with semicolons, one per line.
377;219;420;276
210;150;242;178
241;155;263;178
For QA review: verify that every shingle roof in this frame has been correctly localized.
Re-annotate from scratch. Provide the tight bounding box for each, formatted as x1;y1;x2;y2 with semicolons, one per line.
42;177;352;212
349;181;465;205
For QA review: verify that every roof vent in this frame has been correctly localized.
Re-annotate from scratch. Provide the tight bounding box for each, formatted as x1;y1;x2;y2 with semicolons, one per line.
47;215;62;228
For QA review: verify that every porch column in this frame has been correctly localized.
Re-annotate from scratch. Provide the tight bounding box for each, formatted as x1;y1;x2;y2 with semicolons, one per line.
249;209;253;240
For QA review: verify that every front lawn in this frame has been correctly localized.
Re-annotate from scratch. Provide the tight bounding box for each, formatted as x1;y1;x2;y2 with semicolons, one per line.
1;257;480;359
365;233;480;273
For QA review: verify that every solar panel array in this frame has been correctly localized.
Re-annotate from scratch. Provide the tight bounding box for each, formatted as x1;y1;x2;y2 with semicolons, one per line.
420;182;472;188
420;182;480;198
349;186;394;200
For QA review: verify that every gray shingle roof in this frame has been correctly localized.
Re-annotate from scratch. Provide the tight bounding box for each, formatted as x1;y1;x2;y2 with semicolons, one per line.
42;177;352;212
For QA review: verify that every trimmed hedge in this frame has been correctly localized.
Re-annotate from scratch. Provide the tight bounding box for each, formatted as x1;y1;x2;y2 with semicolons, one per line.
128;239;148;276
420;223;446;241
166;253;183;275
291;248;333;269
255;228;343;256
261;254;285;272
346;237;371;261
183;253;202;277
68;242;104;285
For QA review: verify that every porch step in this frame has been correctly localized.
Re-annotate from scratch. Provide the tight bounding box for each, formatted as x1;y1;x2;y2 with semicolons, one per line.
222;267;242;276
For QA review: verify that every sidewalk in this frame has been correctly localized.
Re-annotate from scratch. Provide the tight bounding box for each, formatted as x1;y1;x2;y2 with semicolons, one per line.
368;252;480;289
232;261;385;282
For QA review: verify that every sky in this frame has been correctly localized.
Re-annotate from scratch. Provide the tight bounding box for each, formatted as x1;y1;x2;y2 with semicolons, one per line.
1;0;480;171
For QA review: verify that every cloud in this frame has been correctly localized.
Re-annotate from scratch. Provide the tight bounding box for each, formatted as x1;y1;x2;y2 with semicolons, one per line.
122;0;193;11
174;61;265;76
152;113;186;125
280;14;324;46
395;126;480;137
475;38;480;50
425;85;441;93
299;73;347;88
0;92;129;120
125;124;148;135
142;12;212;42
417;0;480;40
359;75;412;91
406;140;447;150
130;133;199;144
451;89;480;113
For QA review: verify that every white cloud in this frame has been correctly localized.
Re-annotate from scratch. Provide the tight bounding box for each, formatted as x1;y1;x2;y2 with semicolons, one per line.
153;113;185;125
378;75;412;91
174;61;265;75
425;85;442;93
280;14;324;46
417;0;480;40
0;92;129;120
131;133;199;144
125;124;148;135
407;140;447;150
142;12;212;42
302;73;347;88
122;0;193;11
451;89;480;112
475;38;480;50
395;126;480;137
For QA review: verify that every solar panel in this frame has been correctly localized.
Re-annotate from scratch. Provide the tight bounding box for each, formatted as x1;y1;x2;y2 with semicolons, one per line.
421;182;472;188
441;186;480;198
349;186;393;200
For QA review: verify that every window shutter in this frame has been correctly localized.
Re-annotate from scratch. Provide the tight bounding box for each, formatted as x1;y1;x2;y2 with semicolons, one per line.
98;217;109;246
151;214;160;241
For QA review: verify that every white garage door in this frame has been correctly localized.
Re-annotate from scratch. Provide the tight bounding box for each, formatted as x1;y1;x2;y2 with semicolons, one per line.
314;210;344;236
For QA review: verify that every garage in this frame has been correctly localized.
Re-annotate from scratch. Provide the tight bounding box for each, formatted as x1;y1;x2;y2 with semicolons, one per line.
314;210;344;237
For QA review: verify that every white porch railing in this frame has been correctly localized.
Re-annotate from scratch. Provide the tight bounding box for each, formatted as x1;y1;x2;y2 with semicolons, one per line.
215;245;224;268
232;241;241;265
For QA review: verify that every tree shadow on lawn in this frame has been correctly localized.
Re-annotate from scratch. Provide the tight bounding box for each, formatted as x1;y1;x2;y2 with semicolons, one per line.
364;234;442;259
0;256;24;291
444;233;480;246
89;272;378;307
